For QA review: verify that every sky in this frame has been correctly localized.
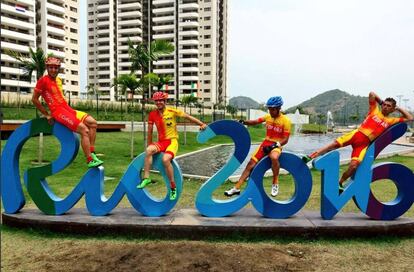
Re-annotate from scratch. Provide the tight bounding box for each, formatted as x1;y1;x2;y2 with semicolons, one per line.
80;0;414;109
228;0;414;108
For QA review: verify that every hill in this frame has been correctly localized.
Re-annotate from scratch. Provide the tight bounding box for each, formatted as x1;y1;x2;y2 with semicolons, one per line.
286;89;369;124
229;96;261;109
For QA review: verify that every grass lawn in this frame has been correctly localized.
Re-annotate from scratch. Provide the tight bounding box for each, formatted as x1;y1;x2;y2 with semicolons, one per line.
1;128;414;271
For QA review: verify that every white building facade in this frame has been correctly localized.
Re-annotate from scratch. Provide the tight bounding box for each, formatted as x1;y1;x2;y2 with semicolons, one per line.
0;0;80;97
87;0;228;107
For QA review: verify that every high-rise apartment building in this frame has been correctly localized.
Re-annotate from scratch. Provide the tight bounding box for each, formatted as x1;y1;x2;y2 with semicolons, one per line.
87;0;228;107
0;0;80;96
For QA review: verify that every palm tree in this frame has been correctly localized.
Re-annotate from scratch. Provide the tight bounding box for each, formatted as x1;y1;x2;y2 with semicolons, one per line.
128;39;174;148
6;47;47;163
226;104;238;119
113;74;141;159
180;95;198;145
86;84;100;118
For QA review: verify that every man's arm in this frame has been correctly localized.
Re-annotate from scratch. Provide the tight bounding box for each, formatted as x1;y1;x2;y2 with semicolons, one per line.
369;91;383;105
395;106;414;122
242;119;263;126
32;92;53;124
147;123;154;146
183;113;207;130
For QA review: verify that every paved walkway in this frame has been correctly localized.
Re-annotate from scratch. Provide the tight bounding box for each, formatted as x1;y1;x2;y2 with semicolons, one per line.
3;208;414;239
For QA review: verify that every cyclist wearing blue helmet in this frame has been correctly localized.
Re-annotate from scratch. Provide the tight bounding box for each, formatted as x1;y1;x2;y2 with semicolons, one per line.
225;96;291;197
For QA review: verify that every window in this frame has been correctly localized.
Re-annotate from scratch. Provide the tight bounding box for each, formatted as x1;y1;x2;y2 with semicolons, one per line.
204;16;211;21
72;49;78;54
204;62;211;66
71;80;78;86
204;44;211;48
71;60;79;65
71;70;78;75
205;7;211;11
70;39;78;44
204;35;211;39
204;71;211;75
70;28;77;33
70;7;77;12
204;53;211;57
70;17;77;23
204;26;211;30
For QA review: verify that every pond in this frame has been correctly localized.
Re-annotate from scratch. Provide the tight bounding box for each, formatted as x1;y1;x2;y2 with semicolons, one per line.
176;134;414;178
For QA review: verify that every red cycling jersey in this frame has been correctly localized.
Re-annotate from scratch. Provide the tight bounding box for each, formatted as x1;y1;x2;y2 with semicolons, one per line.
34;75;68;112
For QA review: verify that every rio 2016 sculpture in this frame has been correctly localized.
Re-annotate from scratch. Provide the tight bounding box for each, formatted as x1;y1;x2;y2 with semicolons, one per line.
1;119;413;220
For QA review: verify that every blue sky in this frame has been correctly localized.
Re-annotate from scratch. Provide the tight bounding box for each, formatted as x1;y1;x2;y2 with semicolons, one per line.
80;0;414;109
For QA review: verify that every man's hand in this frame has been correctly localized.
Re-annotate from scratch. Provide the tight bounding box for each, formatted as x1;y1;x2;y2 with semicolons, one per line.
199;123;207;130
263;142;281;155
46;115;54;125
238;119;245;125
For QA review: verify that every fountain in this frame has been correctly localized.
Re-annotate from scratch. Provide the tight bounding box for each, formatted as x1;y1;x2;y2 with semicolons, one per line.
326;111;335;132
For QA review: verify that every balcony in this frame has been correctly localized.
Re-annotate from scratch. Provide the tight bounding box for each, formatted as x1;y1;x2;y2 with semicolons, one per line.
47;14;65;25
153;33;174;40
119;10;142;18
179;58;198;63
179;12;198;19
153;24;174;31
47;25;65;36
179;48;198;54
153;16;174;23
154;59;175;65
118;2;141;10
47;37;65;47
179;30;198;37
0;14;35;30
118;27;142;35
180;3;199;10
0;3;35;18
153;0;174;6
1;29;35;43
0;41;31;53
180;21;199;28
153;6;174;14
153;68;175;74
46;2;65;14
179;66;199;72
179;39;199;46
118;18;142;27
48;49;65;58
1;78;35;88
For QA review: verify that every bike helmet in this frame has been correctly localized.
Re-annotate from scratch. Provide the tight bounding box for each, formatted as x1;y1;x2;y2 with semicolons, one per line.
152;91;168;101
266;96;283;108
45;57;61;66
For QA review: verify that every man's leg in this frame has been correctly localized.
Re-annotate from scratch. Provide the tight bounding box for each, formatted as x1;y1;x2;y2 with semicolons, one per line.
162;153;175;188
144;145;158;178
76;123;95;165
137;145;158;189
83;115;98;147
224;160;257;197
339;160;360;187
310;141;340;159
269;150;281;196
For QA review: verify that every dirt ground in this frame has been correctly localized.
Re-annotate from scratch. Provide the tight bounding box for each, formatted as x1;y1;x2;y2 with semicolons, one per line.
2;236;414;272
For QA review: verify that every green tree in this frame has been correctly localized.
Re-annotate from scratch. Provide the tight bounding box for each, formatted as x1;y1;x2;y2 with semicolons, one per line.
113;74;141;159
6;47;47;163
128;39;175;148
226;104;238;118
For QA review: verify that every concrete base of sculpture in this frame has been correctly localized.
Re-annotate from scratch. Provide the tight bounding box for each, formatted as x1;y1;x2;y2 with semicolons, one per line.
3;208;414;239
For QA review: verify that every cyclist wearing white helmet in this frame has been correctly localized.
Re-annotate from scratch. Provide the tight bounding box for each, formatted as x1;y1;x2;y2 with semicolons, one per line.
225;96;291;197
